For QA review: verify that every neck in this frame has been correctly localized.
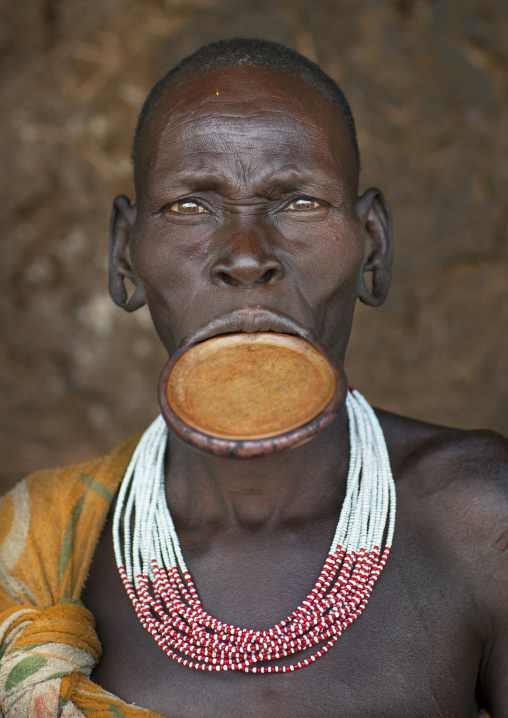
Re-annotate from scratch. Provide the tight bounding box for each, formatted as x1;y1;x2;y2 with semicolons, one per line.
164;404;350;530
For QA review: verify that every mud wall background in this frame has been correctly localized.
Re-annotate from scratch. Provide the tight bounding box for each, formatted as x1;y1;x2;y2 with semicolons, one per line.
1;0;507;490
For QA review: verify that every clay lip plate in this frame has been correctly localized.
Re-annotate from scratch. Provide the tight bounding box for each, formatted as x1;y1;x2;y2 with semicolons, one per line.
165;333;337;441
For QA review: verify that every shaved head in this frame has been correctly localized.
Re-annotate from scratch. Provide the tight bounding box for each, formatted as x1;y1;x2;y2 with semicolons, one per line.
132;38;360;172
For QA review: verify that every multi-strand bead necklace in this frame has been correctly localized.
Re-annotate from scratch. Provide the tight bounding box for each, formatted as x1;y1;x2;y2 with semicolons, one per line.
113;389;396;673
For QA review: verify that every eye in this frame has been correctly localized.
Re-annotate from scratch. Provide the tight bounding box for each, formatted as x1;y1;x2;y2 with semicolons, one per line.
285;197;323;211
165;200;207;215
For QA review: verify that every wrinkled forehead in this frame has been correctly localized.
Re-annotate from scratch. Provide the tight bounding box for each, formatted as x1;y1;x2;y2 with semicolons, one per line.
134;66;359;197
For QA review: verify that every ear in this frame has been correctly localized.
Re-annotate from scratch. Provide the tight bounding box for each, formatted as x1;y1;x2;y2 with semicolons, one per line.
109;195;146;312
356;187;393;307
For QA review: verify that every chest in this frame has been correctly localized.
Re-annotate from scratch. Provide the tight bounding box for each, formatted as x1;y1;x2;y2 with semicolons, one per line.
82;518;482;718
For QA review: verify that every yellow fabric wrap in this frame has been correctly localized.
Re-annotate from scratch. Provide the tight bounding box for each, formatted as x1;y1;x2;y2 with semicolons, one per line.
0;435;165;717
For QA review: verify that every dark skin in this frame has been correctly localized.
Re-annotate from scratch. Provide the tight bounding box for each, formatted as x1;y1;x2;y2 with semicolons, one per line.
82;66;508;717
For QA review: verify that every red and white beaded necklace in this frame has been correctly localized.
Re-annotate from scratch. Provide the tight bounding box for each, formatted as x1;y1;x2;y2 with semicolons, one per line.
113;389;396;673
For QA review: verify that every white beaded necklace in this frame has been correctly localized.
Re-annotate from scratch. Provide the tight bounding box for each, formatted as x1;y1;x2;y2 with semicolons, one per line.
113;389;396;673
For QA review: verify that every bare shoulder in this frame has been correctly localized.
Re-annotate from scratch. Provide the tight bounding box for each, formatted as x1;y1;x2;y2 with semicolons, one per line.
375;410;508;712
376;407;508;500
377;407;508;614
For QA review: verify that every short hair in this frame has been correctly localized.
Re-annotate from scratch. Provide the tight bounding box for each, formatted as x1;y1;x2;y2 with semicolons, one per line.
132;38;360;167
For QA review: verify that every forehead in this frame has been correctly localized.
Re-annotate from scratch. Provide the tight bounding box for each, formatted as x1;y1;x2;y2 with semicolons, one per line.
134;66;358;197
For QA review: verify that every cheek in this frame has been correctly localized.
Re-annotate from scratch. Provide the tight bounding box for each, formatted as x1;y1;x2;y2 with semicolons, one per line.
128;220;213;351
278;214;365;302
130;220;212;296
276;214;365;350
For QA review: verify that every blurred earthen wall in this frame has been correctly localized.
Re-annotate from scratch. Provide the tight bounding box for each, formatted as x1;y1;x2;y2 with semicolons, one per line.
1;0;507;490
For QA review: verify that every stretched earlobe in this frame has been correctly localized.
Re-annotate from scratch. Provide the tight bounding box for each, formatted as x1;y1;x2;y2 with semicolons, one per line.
109;195;146;313
356;188;393;307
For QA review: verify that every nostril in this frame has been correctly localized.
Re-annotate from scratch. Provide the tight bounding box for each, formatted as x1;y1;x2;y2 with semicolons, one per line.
260;268;277;284
218;272;241;287
216;267;280;287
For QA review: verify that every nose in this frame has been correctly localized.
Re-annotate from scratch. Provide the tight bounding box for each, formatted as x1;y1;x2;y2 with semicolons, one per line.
209;226;285;289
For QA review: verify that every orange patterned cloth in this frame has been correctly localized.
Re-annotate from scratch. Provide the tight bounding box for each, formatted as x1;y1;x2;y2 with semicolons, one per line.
0;434;165;717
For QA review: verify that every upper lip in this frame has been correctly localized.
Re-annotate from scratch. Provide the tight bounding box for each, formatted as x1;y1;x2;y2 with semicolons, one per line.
179;307;317;353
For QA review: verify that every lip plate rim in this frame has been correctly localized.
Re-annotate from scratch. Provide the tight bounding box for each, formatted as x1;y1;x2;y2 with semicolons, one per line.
165;333;337;441
158;331;347;458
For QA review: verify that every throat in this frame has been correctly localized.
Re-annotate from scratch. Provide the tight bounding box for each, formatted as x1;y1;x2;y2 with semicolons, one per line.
163;412;350;530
